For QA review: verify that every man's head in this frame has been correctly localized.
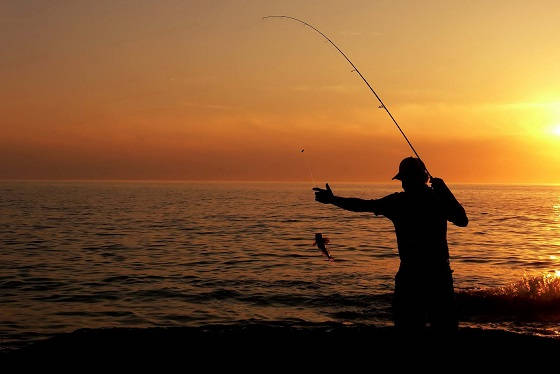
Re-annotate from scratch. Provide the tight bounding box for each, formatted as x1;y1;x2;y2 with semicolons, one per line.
392;157;429;192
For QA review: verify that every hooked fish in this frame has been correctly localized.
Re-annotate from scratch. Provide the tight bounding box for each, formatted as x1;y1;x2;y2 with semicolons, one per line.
313;233;334;262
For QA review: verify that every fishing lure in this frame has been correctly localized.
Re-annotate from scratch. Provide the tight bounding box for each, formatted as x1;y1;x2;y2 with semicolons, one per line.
313;233;334;262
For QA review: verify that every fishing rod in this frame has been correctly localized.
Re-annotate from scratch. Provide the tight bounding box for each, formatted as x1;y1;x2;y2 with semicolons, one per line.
263;15;431;178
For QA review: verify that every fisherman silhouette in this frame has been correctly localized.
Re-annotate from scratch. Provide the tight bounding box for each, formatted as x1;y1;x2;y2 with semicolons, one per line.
313;157;468;334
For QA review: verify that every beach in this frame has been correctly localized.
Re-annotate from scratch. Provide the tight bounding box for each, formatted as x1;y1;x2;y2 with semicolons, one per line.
4;323;560;364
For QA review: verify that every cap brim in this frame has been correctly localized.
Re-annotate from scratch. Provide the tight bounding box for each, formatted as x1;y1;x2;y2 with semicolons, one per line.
392;173;402;180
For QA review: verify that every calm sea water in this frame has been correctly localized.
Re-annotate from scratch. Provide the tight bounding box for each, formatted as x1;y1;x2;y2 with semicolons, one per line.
1;181;560;349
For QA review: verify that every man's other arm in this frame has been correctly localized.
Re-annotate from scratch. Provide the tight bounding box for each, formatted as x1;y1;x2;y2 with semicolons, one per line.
430;178;468;227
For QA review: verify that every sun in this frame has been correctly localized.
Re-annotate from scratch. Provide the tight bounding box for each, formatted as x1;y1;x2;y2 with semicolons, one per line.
552;125;560;136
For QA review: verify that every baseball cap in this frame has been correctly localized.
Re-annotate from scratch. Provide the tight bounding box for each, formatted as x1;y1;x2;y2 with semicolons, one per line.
392;157;427;181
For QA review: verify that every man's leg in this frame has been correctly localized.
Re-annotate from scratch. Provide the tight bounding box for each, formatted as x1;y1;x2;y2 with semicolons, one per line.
428;268;458;334
393;270;426;333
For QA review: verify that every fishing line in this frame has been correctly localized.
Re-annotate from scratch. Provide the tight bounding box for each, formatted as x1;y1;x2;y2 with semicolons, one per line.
263;15;431;178
300;148;317;186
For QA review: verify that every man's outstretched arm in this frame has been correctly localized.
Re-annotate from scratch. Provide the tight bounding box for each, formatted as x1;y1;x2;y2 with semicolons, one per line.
313;183;379;213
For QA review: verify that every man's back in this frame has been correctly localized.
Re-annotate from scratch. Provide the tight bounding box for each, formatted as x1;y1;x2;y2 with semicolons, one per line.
374;186;451;267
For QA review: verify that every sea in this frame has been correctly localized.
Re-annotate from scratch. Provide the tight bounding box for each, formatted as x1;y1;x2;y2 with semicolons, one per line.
1;181;560;351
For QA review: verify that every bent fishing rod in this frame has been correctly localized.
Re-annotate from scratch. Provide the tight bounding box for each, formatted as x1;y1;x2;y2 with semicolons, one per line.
263;15;431;178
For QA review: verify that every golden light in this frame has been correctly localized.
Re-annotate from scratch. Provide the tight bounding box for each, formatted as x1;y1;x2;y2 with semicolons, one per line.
551;125;560;136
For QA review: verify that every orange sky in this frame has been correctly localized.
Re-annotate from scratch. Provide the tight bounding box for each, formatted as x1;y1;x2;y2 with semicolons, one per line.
2;0;560;183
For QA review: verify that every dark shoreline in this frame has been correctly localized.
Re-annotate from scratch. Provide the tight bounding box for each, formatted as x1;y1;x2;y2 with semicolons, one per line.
3;322;560;362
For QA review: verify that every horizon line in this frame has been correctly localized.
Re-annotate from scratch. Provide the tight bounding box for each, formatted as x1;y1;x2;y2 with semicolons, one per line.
1;178;559;186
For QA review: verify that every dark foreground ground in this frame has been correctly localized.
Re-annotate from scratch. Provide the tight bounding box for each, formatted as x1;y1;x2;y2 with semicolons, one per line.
3;322;559;366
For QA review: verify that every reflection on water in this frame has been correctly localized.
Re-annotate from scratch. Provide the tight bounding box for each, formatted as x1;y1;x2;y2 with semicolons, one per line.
1;182;560;348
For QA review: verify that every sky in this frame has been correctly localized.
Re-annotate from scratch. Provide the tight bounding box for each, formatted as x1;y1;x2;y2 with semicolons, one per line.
1;0;560;183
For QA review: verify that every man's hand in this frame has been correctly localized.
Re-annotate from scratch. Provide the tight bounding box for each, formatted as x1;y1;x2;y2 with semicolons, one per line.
429;177;446;192
430;176;453;199
312;183;334;204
